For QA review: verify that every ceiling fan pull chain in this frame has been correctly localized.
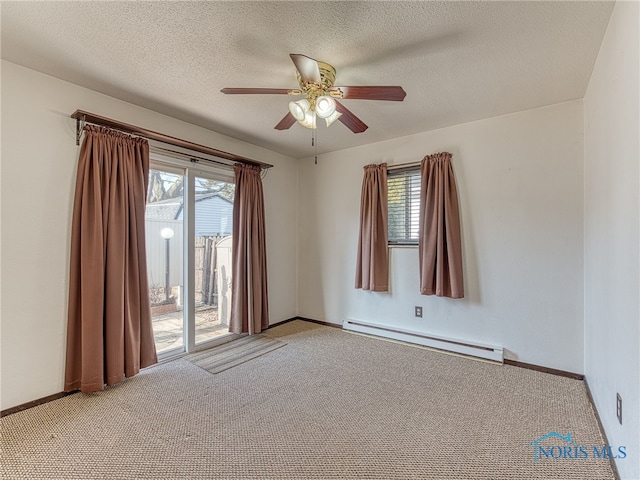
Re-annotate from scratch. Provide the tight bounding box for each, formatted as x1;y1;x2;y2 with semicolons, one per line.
313;128;318;165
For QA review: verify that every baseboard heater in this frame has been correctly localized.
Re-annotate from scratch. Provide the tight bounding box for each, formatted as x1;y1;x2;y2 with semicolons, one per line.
343;319;504;363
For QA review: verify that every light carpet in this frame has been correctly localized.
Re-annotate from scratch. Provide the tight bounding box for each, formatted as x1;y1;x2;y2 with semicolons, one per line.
184;334;286;374
0;320;615;479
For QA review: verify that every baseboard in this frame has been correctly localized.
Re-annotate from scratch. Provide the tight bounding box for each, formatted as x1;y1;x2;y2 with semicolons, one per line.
1;391;75;418
268;316;301;328
269;316;343;329
293;316;343;328
584;379;621;480
503;359;584;380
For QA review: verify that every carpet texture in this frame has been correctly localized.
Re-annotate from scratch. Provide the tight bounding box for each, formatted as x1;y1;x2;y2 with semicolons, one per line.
1;320;615;479
184;334;286;374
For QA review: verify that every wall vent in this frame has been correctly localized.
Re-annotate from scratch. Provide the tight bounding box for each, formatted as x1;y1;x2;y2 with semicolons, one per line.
343;319;504;363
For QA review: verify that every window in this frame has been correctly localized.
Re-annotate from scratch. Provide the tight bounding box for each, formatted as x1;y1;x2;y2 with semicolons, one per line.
388;166;421;245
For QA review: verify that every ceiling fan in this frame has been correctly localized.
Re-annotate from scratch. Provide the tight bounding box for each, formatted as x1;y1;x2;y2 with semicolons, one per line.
221;54;406;134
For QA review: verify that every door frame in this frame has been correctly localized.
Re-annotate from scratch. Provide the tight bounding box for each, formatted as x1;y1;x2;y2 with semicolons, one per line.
149;155;239;361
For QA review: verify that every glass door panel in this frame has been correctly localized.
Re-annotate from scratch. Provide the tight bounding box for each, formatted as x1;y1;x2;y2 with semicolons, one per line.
146;168;185;355
193;175;235;345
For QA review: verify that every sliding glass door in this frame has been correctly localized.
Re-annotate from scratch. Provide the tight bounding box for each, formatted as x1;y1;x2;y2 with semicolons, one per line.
193;174;235;345
145;162;235;357
146;167;185;355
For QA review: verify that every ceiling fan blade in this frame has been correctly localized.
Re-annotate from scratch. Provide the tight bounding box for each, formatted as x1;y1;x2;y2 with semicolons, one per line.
330;86;406;101
221;88;292;95
290;54;321;84
274;112;296;130
335;101;368;133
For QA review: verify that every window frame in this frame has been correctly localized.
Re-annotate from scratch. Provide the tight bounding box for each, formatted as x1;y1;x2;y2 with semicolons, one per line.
387;165;421;246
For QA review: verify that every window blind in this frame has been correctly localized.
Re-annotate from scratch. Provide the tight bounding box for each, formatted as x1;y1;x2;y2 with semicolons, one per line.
387;166;421;244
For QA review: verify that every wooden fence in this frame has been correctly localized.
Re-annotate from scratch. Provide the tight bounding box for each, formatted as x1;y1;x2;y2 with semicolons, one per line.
195;235;224;306
146;220;229;307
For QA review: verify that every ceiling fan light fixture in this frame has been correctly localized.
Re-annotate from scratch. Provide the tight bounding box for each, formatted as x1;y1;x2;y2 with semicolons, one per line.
324;110;342;127
299;109;316;129
315;95;336;118
288;99;310;121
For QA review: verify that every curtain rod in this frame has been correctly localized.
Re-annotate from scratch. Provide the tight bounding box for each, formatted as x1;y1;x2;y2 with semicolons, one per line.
148;145;234;171
71;109;273;170
147;145;269;179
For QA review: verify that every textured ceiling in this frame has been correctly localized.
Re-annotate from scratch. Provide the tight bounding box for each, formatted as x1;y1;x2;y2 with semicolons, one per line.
1;1;614;158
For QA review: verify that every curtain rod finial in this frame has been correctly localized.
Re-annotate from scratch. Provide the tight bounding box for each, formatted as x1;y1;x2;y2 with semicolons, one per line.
75;114;86;146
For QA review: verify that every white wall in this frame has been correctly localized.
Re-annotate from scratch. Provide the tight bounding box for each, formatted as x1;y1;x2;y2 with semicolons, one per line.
0;61;298;410
584;2;640;479
298;100;585;373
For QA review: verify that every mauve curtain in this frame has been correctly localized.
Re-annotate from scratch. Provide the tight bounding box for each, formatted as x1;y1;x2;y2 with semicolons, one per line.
355;163;389;291
65;125;157;394
418;152;464;298
230;163;269;334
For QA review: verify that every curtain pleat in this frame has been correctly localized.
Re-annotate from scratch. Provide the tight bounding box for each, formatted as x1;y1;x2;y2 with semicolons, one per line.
229;164;269;334
419;152;464;298
65;126;157;393
355;163;389;291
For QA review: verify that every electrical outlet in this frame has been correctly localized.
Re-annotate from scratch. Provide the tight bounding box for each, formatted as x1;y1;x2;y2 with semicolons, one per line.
415;306;422;318
616;393;622;425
